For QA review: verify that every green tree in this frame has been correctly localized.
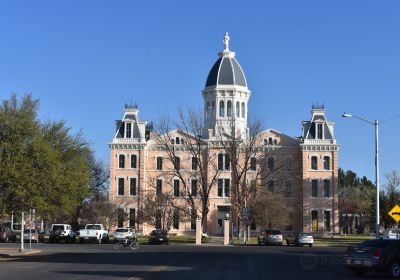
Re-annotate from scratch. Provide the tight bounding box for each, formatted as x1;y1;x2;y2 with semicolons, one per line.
0;94;92;224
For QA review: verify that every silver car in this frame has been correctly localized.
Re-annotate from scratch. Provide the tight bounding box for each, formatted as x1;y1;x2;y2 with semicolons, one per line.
113;228;135;242
258;229;283;246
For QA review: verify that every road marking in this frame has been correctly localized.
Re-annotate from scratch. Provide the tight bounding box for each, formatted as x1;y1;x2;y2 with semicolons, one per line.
127;265;167;280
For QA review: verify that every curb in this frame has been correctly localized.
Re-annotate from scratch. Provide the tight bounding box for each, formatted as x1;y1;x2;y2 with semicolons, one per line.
0;249;42;258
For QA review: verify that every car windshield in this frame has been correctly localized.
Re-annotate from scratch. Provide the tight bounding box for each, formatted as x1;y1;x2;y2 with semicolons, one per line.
24;229;37;234
116;228;128;233
266;230;281;234
86;225;101;230
52;225;64;231
360;240;397;248
300;233;311;236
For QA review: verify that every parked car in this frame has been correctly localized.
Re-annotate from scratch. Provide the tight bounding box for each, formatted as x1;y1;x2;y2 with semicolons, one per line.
383;228;400;239
79;224;109;244
113;228;135;242
344;239;400;278
23;229;39;243
285;232;314;247
258;229;283;246
49;224;76;243
0;227;16;242
149;229;169;245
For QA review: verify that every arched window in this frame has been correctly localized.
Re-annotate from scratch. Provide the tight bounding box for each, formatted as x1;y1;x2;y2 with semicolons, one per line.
268;137;273;145
175;137;180;144
219;100;225;117
236;101;240;117
273;139;278;145
241;102;245;118
211;101;215;116
206;102;211;118
324;156;330;170
118;154;125;169
227;100;232;117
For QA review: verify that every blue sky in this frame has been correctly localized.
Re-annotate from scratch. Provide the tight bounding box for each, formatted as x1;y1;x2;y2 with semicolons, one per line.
1;0;399;186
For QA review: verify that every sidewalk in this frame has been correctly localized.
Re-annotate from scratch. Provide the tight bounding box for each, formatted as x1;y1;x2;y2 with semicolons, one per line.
0;247;41;258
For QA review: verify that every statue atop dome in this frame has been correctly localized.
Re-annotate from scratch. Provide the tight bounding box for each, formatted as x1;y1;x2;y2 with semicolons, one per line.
223;32;230;51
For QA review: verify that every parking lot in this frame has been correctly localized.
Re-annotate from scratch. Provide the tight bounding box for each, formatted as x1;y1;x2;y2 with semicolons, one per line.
0;242;385;280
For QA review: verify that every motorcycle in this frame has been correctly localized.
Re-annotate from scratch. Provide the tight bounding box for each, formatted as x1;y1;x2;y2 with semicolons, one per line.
113;236;139;250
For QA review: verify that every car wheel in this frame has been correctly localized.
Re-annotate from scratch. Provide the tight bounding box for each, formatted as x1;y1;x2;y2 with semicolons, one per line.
98;236;102;244
351;269;366;277
105;236;109;244
389;261;400;279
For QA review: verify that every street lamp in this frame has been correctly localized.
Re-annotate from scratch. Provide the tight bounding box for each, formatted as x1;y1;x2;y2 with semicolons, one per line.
342;112;380;239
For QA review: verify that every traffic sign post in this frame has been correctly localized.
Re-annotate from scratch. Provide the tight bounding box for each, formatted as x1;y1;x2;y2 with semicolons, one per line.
388;205;400;239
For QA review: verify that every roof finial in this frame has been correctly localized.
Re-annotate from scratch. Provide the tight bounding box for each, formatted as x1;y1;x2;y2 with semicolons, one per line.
223;32;230;51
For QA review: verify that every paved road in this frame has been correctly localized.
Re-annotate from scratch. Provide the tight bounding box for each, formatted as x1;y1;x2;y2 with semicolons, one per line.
0;243;386;280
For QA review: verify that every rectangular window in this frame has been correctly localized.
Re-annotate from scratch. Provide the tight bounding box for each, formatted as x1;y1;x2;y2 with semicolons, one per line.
224;154;230;171
129;208;135;228
324;156;330;170
173;209;179;229
317;123;323;139
119;155;125;168
267;157;274;170
156;157;163;170
192;157;198;170
224;179;230;197
324;179;330;197
173;157;180;170
130;178;137;196
173;180;180;197
268;180;274;193
311;156;318;170
126;123;132;138
250;157;256;171
118;208;124;228
156;179;162;195
191;179;197;197
311;179;318;197
285;181;292;197
311;210;318;232
218;154;224;171
118;178;124;196
217;179;223;197
324;211;331;231
131;154;137;168
286;158;292;171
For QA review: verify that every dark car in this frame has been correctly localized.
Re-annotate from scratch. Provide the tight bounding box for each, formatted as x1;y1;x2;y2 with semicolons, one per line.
344;239;400;278
149;229;169;245
0;227;16;242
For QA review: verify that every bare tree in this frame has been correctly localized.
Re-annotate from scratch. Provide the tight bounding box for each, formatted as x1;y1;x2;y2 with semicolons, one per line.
151;108;221;232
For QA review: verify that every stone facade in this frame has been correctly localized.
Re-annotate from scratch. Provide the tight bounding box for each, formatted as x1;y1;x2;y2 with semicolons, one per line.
108;34;339;235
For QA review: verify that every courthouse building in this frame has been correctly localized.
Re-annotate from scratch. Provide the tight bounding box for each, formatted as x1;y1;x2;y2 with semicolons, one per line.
109;34;340;235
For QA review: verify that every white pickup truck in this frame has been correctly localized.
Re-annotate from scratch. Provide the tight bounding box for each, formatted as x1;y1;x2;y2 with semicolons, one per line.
79;224;109;244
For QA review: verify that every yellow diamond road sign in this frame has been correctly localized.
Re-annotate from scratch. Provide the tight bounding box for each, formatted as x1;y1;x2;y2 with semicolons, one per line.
389;205;400;223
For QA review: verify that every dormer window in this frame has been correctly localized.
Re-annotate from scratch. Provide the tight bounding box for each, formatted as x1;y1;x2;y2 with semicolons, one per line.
317;123;323;139
126;123;132;138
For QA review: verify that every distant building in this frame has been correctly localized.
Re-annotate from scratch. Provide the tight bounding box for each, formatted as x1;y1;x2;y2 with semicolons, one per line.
109;34;339;235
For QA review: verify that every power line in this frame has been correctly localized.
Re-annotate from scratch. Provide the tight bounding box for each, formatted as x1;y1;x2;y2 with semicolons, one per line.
381;113;400;124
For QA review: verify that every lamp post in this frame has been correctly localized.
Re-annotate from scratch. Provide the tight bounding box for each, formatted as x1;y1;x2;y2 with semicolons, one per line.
342;113;380;239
